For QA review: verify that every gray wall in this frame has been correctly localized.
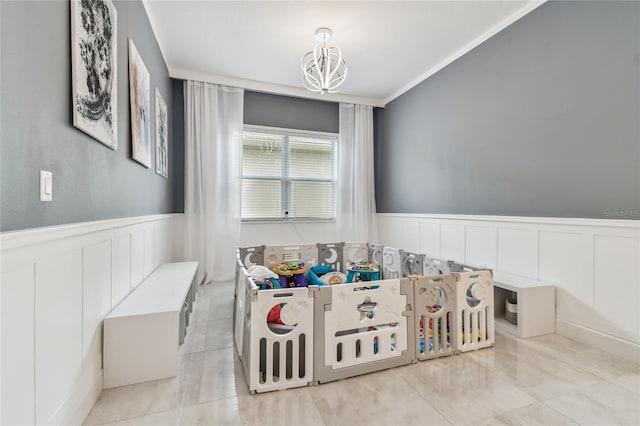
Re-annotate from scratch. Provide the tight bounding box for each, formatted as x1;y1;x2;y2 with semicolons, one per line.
244;91;339;133
171;79;185;213
1;0;180;232
375;1;640;219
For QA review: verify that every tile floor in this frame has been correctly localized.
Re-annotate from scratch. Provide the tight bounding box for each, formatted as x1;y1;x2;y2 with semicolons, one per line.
84;280;640;426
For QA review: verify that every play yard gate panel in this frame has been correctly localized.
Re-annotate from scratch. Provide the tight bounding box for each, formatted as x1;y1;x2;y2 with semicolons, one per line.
312;278;415;384
454;270;495;352
413;274;458;360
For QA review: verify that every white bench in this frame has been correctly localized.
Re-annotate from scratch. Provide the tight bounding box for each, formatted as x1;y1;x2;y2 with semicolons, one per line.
492;271;555;339
103;261;198;388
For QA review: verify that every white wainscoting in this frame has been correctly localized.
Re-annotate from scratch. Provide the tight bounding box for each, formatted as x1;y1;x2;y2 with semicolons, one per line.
378;213;640;363
0;214;184;426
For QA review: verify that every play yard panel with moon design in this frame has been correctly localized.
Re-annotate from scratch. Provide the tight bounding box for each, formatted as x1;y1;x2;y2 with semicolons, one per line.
312;278;415;384
454;270;495;352
413;274;458;360
235;266;315;394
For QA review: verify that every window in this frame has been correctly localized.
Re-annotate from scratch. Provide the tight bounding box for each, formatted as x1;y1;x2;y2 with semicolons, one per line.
241;126;337;221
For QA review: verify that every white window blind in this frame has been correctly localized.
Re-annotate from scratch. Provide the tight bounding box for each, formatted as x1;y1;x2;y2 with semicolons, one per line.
241;127;337;220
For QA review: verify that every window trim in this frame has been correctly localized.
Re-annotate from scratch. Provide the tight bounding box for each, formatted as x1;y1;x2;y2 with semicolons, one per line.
241;125;338;223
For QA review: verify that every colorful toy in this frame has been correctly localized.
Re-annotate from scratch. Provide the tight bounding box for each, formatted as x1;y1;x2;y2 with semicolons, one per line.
307;265;346;286
272;262;307;288
258;277;281;290
419;310;452;353
246;265;281;290
461;329;483;344
346;261;381;283
357;298;377;320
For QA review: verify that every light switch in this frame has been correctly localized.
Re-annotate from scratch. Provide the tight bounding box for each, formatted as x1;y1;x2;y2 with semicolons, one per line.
40;170;52;201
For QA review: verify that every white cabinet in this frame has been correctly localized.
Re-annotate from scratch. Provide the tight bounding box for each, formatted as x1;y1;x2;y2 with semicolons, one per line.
103;262;198;389
492;271;555;339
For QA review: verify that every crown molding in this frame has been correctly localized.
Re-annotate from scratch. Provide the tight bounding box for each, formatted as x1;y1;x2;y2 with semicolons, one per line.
169;68;387;108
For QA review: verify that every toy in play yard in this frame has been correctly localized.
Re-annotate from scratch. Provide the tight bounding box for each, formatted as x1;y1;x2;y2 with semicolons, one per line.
247;265;281;290
322;272;346;285
357;297;377;320
307;265;347;286
346;261;380;283
462;328;482;345
272;262;307;288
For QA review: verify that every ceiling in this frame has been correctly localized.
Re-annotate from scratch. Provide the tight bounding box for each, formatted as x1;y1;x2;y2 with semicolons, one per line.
143;0;545;106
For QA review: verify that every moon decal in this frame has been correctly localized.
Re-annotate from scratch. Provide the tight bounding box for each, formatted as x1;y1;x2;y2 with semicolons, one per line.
326;248;338;264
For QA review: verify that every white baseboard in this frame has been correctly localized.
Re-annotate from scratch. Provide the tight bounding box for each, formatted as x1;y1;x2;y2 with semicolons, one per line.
50;363;103;426
556;319;640;365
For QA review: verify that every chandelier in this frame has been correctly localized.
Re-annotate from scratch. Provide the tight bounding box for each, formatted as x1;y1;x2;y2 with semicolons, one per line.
301;28;347;94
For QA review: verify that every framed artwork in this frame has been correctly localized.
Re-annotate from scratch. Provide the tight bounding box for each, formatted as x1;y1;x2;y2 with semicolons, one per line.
155;88;169;178
128;39;151;167
70;0;118;149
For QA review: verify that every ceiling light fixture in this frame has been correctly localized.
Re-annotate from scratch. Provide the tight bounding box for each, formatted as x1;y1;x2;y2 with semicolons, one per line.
301;27;347;94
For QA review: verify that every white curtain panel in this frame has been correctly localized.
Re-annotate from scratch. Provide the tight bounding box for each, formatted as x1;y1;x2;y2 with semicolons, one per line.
337;103;379;243
185;81;244;282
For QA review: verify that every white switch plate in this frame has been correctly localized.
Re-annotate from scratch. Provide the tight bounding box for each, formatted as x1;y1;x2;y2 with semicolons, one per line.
40;170;52;201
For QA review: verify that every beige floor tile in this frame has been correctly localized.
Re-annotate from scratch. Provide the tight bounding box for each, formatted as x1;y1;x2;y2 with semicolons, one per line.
178;397;243;426
208;300;234;322
395;355;537;425
544;381;640;425
178;351;207;407
238;386;325;426
309;368;450;426
198;348;250;404
494;336;602;388
610;373;640;396
99;410;179;426
205;319;234;351
83;378;179;425
190;295;211;324
467;348;596;400
182;320;209;355
470;402;578;426
519;335;640;380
